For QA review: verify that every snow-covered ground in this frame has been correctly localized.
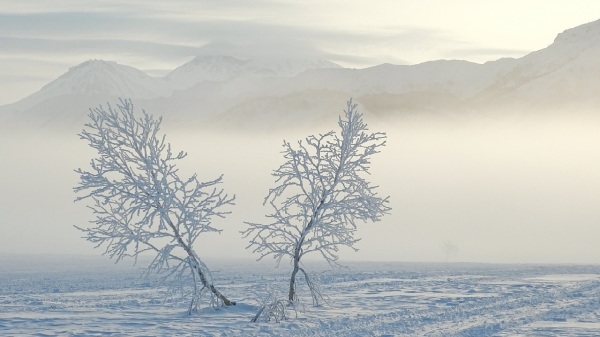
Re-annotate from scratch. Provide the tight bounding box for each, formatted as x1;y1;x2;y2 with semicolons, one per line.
1;256;600;337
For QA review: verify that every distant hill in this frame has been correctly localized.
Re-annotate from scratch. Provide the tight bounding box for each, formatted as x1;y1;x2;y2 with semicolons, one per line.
2;18;600;132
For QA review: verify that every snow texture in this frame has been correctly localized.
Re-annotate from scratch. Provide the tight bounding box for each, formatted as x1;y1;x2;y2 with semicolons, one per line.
166;55;340;90
2;256;600;337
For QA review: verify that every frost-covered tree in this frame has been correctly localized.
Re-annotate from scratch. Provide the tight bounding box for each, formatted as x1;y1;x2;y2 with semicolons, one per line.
442;240;459;262
242;99;391;304
74;98;235;313
251;283;295;323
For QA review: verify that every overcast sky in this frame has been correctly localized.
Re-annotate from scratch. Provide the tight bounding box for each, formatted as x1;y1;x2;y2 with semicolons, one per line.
1;1;600;105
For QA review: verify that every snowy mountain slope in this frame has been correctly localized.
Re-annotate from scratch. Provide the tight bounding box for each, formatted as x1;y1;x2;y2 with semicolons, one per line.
3;18;600;131
206;19;600;124
0;60;176;131
469;18;600;110
165;55;341;90
275;59;515;103
165;56;250;89
205;89;353;131
16;60;172;111
0;56;341;130
180;59;516;128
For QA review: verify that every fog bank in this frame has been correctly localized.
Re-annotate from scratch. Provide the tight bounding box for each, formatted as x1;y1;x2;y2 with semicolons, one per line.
1;113;598;264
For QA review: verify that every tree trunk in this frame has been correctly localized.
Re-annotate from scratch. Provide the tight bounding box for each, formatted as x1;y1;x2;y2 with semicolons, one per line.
288;257;300;301
162;211;234;307
192;258;235;306
210;284;235;306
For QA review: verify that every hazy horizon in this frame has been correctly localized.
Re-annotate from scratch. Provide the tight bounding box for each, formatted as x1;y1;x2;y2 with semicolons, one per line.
1;111;598;265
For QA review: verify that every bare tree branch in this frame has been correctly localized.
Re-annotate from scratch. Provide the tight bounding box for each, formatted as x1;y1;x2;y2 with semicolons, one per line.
74;98;236;313
242;99;391;304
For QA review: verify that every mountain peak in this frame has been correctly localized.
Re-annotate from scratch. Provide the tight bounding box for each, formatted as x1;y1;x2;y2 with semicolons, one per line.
166;54;341;90
13;59;172;111
188;55;247;64
71;59;118;69
38;59;172;98
553;19;600;45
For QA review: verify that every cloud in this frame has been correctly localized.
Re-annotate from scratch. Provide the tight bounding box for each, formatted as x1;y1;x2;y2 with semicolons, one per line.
0;11;133;37
0;36;202;61
0;6;456;63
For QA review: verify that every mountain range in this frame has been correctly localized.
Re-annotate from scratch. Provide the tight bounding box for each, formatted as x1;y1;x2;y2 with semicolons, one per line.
2;18;600;132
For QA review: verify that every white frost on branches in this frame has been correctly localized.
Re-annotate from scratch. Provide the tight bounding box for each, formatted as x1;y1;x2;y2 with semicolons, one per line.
251;283;298;323
74;98;235;312
242;99;391;304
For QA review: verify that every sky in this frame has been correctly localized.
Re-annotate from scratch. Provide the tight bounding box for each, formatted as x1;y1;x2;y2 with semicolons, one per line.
2;1;600;105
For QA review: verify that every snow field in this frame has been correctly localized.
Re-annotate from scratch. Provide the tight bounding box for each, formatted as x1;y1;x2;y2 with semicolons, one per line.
1;258;600;336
